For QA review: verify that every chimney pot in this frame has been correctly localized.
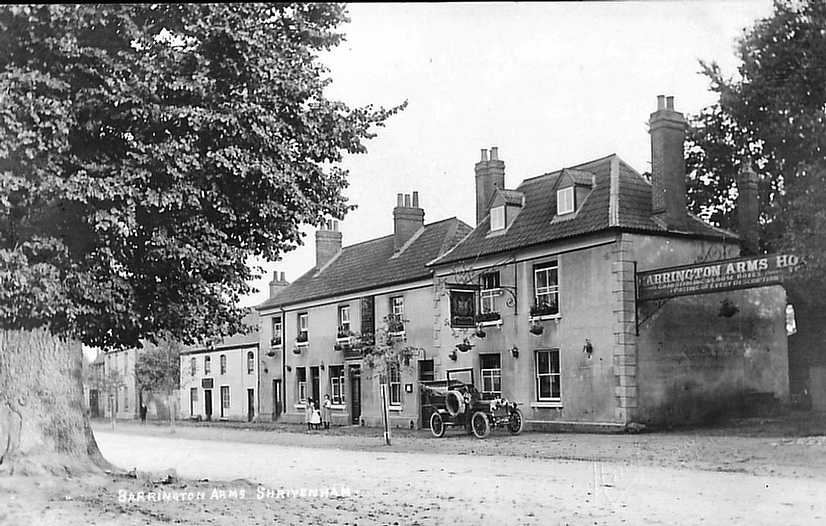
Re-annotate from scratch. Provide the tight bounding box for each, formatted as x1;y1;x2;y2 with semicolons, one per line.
738;157;760;255
393;191;424;250
649;95;687;229
269;270;290;298
397;193;403;206
474;146;506;225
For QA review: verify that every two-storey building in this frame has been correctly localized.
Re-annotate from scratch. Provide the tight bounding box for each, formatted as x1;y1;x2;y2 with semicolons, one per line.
256;195;471;427
179;310;261;422
428;96;790;429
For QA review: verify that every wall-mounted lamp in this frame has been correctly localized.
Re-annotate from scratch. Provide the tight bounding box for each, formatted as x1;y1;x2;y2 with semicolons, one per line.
510;346;519;359
448;350;458;361
583;339;593;359
286;365;292;372
320;361;325;370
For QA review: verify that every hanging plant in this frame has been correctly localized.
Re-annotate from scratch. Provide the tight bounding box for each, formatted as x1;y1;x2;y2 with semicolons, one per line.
529;323;544;335
456;338;474;353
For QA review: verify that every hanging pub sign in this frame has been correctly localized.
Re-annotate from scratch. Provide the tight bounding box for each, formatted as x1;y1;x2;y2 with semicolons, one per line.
637;253;801;302
449;287;477;328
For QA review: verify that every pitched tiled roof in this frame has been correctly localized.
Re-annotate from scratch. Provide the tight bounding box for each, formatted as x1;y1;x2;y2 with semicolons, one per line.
432;154;737;266
497;189;525;206
181;310;259;354
257;218;472;309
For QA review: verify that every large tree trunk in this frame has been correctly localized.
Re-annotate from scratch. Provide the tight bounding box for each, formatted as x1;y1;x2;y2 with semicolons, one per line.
0;328;112;475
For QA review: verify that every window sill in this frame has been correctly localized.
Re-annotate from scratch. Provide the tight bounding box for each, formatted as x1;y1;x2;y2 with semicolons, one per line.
529;314;561;322
330;404;346;410
295;341;309;348
294;404;306;410
530;401;563;409
389;405;403;412
478;319;503;328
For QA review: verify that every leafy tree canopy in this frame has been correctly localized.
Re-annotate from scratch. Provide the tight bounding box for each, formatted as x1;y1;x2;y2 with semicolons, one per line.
134;339;182;395
685;0;826;306
0;4;403;347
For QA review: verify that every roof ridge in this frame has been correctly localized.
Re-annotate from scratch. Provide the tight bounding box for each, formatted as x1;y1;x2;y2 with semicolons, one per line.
519;153;619;185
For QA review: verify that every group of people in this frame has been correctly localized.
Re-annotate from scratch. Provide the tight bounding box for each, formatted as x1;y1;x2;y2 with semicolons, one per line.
306;394;333;431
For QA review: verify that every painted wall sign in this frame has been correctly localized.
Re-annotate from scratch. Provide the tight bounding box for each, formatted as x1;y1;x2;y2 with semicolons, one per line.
637;254;801;302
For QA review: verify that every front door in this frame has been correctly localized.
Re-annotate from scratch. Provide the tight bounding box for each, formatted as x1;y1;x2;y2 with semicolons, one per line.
350;366;361;425
419;359;435;428
204;389;213;421
310;366;320;404
247;388;255;422
272;379;282;421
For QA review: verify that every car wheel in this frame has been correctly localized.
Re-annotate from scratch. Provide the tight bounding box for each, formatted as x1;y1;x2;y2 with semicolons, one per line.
471;411;490;439
507;408;524;435
430;412;446;438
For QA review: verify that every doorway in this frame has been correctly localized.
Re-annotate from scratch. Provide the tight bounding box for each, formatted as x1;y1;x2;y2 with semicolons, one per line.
350;366;361;425
247;388;255;422
310;366;320;404
272;379;282;421
418;359;435;428
204;389;213;421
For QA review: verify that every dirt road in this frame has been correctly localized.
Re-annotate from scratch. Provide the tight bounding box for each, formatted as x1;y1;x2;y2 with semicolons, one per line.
91;424;826;525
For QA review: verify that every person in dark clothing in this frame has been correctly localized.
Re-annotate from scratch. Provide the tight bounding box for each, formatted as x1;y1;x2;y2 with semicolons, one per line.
139;402;148;424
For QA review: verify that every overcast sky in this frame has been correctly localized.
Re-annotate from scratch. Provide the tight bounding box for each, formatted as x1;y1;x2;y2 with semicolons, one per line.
240;1;775;308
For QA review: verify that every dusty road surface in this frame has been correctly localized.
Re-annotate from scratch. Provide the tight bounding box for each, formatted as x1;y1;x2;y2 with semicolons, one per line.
91;426;826;526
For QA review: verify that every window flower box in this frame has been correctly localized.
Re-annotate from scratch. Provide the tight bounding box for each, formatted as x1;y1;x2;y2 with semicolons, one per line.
476;311;502;323
295;332;309;347
270;337;282;348
530;302;558;319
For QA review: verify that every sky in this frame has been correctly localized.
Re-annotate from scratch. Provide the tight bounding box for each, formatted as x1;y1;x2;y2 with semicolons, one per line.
240;1;776;308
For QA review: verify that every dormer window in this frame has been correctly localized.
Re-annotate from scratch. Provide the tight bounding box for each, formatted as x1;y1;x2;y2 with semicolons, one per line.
490;206;505;231
557;187;575;215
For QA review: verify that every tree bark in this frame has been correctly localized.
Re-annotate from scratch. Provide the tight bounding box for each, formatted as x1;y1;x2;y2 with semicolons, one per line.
0;328;113;475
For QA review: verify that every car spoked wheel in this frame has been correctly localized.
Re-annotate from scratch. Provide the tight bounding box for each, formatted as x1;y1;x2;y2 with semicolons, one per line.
471;411;490;439
507;408;524;435
430;412;446;438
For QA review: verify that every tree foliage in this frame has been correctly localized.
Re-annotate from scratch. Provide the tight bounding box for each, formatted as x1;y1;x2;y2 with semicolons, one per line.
0;4;403;348
134;339;181;395
685;0;826;306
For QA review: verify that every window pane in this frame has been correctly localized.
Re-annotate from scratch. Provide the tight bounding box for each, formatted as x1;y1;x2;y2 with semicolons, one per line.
549;350;560;373
538;376;551;399
537;351;549;374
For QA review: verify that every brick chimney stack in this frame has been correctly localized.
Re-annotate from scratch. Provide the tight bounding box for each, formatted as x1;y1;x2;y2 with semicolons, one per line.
738;158;760;255
393;191;425;251
475;146;505;225
315;219;341;269
649;95;687;229
268;271;289;298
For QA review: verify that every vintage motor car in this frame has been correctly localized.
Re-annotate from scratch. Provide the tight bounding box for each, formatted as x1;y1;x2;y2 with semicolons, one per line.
420;368;524;439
